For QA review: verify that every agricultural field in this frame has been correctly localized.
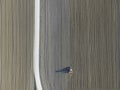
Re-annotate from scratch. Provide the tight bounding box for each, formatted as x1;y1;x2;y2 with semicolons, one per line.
0;0;34;90
40;0;120;90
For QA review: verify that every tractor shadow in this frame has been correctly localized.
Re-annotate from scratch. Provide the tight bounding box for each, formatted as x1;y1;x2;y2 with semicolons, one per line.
55;67;71;73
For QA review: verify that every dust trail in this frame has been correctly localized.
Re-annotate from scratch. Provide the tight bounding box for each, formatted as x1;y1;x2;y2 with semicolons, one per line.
33;0;42;90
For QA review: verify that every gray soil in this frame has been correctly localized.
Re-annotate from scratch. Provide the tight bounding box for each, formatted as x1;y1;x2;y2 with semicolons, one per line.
40;0;120;90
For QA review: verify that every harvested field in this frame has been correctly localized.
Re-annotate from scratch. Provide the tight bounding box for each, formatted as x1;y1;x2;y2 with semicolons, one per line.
0;0;35;90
